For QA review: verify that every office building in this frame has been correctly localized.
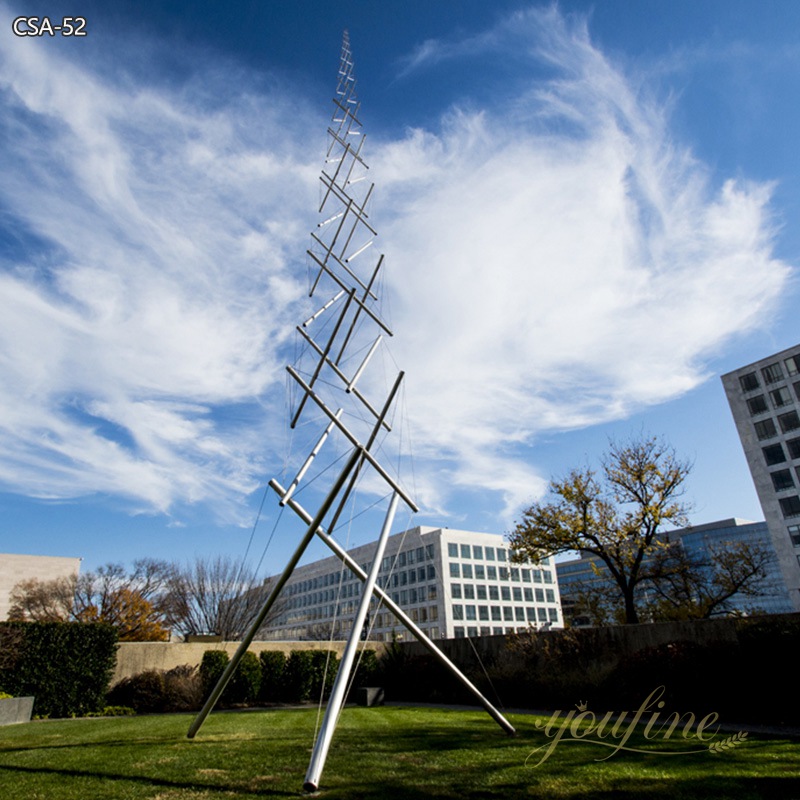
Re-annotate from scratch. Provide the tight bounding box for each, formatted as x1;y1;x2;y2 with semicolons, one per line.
556;518;793;625
260;526;563;641
722;345;800;612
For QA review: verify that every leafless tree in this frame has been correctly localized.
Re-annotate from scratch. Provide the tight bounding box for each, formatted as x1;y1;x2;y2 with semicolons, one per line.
164;556;284;640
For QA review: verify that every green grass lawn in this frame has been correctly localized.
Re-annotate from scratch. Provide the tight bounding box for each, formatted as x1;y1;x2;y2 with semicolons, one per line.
0;706;798;799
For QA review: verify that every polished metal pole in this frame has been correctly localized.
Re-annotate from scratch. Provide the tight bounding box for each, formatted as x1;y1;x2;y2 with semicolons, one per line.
304;492;400;792
186;446;362;739
269;479;516;737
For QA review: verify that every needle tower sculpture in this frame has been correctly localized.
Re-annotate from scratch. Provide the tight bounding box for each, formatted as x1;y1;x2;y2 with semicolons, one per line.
188;31;515;792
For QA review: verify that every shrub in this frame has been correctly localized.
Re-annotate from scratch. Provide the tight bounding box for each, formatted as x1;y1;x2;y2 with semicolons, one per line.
352;649;379;687
283;650;314;702
199;650;230;698
227;651;261;705
258;651;286;702
107;670;165;713
163;665;203;711
309;650;339;701
0;621;117;718
107;664;203;713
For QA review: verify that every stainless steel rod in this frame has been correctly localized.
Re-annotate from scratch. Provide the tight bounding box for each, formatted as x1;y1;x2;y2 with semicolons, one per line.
269;479;516;737
186;447;362;740
304;492;400;791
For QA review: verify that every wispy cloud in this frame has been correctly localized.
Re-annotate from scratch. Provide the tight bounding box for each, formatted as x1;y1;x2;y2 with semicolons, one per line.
0;7;320;519
0;4;791;525
378;6;790;517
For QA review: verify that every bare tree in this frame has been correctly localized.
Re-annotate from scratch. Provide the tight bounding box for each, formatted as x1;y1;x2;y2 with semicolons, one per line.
164;556;283;640
644;539;777;620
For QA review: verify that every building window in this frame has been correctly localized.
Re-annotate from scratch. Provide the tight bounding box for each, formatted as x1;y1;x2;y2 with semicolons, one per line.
501;586;511;601
478;606;489;621
762;363;784;384
771;386;793;408
490;606;501;621
428;585;437;601
747;395;768;415
425;544;435;560
514;607;525;621
467;626;478;638
485;547;495;561
464;584;475;600
502;607;513;621
499;567;509;580
474;564;485;580
465;605;477;621
787;438;800;460
449;563;460;578
524;588;533;602
763;444;787;466
513;587;523;602
771;470;795;492
427;565;436;580
497;548;507;561
786;356;800;377
489;585;499;600
537;608;548;622
447;543;458;558
779;411;800;433
462;564;473;579
526;607;536;621
452;605;464;620
487;566;497;580
521;569;531;582
460;544;471;559
454;627;465;638
739;372;760;392
535;588;545;602
788;525;800;546
476;585;487;600
549;608;559;622
779;496;800;519
473;545;483;559
546;589;556;603
451;583;462;599
755;418;778;440
543;570;553;584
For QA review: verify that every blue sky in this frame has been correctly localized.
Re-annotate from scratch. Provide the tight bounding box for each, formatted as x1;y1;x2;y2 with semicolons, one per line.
1;1;798;576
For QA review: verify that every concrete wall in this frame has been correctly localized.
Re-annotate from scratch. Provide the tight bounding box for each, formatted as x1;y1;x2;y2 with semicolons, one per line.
0;553;81;621
113;640;388;684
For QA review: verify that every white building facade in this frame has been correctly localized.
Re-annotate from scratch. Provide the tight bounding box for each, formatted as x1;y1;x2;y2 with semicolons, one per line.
261;526;563;641
722;344;800;612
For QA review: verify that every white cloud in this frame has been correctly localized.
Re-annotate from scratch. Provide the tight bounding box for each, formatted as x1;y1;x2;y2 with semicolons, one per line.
0;11;320;519
0;5;791;525
374;6;790;517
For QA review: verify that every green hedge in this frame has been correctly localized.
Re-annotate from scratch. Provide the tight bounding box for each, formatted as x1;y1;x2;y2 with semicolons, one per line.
0;621;118;718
